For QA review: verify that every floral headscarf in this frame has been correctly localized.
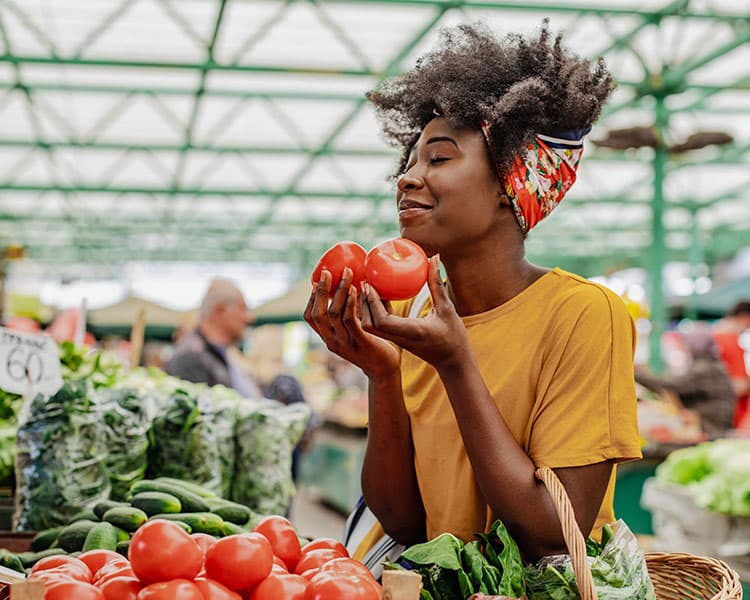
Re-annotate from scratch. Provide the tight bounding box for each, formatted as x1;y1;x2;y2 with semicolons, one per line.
480;123;590;234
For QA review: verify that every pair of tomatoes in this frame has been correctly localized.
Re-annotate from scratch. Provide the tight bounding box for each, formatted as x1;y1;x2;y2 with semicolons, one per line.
29;517;379;600
311;238;429;301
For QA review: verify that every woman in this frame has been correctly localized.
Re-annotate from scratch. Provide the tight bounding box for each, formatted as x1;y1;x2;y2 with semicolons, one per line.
305;23;641;564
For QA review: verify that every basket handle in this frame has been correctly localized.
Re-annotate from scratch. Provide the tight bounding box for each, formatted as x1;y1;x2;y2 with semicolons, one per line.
534;466;597;600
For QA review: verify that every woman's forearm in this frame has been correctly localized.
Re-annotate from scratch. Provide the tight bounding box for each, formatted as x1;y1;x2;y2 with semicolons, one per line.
361;373;426;545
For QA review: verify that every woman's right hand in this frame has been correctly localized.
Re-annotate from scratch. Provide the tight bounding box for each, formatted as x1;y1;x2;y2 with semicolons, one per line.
304;267;401;379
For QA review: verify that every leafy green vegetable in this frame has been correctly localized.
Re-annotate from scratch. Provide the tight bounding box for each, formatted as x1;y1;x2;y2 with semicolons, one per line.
476;520;526;598
232;400;310;515
14;380;111;530
656;439;750;515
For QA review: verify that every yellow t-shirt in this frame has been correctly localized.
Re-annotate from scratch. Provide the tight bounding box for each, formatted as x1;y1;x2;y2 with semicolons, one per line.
396;267;642;543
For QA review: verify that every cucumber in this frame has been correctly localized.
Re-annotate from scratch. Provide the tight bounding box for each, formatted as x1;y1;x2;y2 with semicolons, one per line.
207;499;252;525
82;522;118;552
93;500;127;520
154;477;217;499
171;521;192;534
116;540;130;558
130;491;182;516
221;521;245;536
150;512;225;536
0;551;24;574
113;526;131;543
130;480;210;513
18;548;68;569
58;519;98;552
69;507;99;523
103;507;148;533
30;526;64;552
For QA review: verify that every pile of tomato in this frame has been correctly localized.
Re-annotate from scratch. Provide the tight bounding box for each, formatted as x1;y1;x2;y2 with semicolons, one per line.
28;516;381;600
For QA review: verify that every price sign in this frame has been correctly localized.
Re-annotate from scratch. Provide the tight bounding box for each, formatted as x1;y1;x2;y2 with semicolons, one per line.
0;328;62;396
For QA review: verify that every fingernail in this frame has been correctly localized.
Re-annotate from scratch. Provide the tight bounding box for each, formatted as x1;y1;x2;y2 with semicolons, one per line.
360;281;367;293
343;267;352;279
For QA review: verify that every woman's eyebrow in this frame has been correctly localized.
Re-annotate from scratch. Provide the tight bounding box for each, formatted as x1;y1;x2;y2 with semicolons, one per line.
425;136;459;148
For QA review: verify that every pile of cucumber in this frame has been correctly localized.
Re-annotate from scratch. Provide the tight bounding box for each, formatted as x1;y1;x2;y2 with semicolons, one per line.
1;477;262;574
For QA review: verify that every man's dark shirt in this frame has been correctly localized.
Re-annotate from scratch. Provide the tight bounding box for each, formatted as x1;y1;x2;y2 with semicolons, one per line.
165;329;231;387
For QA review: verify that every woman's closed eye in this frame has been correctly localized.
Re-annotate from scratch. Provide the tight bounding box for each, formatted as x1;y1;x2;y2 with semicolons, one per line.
429;156;450;164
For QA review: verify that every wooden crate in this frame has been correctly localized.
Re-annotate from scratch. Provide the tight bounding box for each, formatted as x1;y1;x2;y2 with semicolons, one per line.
0;533;33;554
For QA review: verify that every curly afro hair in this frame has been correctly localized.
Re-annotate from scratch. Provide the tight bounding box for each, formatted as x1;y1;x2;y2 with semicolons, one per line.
367;21;616;180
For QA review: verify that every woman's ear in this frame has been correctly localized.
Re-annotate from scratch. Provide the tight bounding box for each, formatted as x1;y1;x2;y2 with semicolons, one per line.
496;189;511;206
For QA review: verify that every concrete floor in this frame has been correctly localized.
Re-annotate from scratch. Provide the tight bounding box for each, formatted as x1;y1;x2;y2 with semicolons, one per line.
288;485;348;542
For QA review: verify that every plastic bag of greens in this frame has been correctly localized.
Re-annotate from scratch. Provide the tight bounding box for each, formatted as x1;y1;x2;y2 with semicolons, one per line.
99;387;162;500
232;399;310;515
14;380;111;530
200;385;241;499
524;520;655;600
146;388;224;494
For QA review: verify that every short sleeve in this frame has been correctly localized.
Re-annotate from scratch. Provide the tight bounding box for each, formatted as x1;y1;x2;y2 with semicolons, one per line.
529;286;642;468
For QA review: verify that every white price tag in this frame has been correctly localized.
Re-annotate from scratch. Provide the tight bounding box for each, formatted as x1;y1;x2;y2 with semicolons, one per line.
0;328;63;397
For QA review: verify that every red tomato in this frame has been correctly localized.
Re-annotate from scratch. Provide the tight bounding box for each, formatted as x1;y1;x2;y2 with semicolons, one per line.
44;580;105;600
129;519;203;584
294;548;346;575
193;577;242;600
253;516;301;572
28;570;75;587
137;579;203;600
31;554;93;581
272;555;289;572
305;572;381;600
364;237;429;300
318;558;375;581
299;568;321;581
301;538;349;558
311;241;367;292
204;533;273;591
94;562;134;585
31;563;91;584
78;550;125;577
99;576;142;600
250;573;309;600
191;533;218;556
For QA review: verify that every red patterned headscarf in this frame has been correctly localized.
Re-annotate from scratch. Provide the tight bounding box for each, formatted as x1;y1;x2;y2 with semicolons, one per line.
480;122;590;234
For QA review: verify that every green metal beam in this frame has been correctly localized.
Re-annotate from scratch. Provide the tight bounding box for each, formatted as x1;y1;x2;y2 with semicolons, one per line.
0;138;748;167
318;0;747;21
171;0;229;190
647;94;669;373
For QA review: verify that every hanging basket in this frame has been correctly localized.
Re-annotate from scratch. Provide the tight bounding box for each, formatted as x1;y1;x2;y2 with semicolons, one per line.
535;466;743;600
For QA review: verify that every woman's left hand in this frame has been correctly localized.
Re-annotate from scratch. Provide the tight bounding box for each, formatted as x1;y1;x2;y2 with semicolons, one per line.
360;254;470;368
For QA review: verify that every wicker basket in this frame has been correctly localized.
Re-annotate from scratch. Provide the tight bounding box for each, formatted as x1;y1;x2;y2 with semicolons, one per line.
535;467;743;600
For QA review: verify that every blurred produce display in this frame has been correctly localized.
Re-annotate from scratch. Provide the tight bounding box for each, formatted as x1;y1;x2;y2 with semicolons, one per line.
6;343;309;532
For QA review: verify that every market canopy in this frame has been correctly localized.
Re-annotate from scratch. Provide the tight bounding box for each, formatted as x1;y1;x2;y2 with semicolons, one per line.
0;0;747;278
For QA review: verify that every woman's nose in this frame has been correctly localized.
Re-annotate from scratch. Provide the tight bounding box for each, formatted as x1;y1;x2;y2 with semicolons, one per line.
397;169;425;192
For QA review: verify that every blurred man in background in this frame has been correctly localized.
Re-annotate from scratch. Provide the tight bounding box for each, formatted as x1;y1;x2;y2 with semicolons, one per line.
712;300;750;430
166;278;261;398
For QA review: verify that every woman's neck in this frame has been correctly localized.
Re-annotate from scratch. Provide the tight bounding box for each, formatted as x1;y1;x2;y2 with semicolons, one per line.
443;250;548;317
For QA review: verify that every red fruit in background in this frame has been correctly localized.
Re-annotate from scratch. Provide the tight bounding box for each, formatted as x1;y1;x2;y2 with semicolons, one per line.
191;532;218;560
44;580;105;600
250;573;310;600
78;550;125;577
31;555;93;581
364;238;428;300
99;576;142;600
204;533;273;591
129;520;203;584
311;241;367;292
294;548;346;575
305;572;381;600
192;577;242;600
253;515;301;572
319;558;375;581
300;538;348;558
137;579;203;600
